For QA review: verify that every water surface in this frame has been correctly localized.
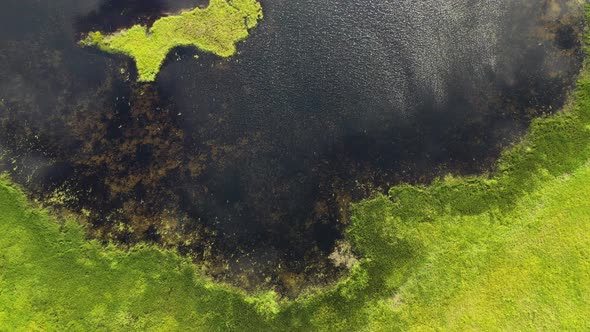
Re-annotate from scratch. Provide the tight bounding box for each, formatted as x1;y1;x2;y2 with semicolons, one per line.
0;0;584;295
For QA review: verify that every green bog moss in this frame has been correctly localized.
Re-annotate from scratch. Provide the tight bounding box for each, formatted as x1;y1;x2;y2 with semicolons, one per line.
80;0;263;81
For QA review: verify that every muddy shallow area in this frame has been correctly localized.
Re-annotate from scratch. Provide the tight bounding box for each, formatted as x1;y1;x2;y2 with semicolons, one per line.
0;0;585;296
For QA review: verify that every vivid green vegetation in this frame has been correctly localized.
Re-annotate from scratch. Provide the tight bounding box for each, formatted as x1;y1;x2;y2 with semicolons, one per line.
2;7;590;332
80;0;263;81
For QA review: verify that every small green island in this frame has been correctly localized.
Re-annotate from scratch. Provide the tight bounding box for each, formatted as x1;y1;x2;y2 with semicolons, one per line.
80;0;263;81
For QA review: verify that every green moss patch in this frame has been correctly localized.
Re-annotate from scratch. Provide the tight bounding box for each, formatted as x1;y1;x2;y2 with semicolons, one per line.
80;0;263;81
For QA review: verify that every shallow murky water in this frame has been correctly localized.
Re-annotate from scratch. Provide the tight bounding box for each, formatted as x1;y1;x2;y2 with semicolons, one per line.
0;0;584;295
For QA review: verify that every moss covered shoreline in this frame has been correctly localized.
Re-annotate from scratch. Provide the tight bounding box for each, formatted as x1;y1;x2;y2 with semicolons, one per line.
1;5;590;332
80;0;263;81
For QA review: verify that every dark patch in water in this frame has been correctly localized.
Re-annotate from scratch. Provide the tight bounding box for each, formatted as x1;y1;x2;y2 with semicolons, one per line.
0;0;585;296
556;25;578;49
75;0;206;33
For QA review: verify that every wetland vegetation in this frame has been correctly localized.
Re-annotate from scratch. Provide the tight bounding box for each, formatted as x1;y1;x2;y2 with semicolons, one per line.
80;0;262;81
2;26;590;327
1;1;590;330
1;0;585;295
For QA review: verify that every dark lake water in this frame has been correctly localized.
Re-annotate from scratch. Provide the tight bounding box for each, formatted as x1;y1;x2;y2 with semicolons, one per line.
0;0;584;294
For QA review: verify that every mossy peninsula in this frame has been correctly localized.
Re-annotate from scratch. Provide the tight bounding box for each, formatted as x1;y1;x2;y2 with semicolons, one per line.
80;0;263;81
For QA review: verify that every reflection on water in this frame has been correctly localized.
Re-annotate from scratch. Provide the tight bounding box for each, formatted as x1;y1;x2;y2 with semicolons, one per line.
75;0;206;33
0;0;585;295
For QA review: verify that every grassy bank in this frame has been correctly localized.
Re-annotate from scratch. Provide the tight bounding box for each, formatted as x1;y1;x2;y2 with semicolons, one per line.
2;158;590;330
2;6;590;332
81;0;263;81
